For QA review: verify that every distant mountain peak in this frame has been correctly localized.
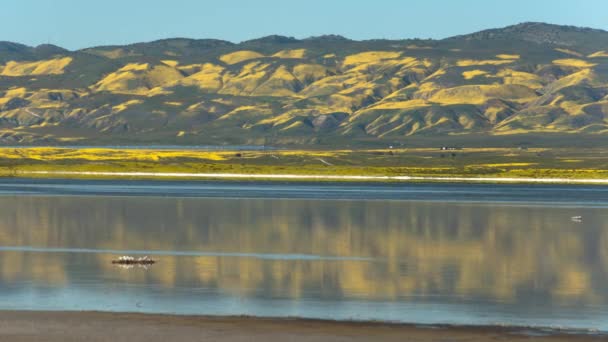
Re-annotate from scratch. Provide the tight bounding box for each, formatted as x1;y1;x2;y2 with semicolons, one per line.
446;22;608;47
0;41;31;52
34;44;69;55
242;35;300;45
133;38;234;48
510;21;607;33
304;34;351;42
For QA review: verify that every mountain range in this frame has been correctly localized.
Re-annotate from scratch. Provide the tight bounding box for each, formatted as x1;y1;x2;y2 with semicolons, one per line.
1;22;608;146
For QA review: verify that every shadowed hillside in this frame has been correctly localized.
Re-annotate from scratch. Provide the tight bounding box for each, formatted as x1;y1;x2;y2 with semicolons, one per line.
1;22;608;146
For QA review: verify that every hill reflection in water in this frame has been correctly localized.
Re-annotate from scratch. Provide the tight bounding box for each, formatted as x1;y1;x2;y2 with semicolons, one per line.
1;195;607;309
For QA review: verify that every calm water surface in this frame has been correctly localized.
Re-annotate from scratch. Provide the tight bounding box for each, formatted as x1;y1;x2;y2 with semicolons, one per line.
1;179;608;331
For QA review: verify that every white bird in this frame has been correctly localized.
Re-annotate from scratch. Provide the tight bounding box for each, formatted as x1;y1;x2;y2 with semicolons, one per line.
571;216;583;222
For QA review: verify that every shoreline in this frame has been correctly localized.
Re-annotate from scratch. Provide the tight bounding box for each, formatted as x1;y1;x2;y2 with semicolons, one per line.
2;146;608;184
14;170;608;185
0;311;604;342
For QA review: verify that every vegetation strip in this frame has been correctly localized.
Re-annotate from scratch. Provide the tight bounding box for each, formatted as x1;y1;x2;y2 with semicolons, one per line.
2;147;607;181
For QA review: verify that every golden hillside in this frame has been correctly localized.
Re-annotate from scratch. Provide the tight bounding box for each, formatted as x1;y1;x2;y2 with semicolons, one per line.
1;22;608;145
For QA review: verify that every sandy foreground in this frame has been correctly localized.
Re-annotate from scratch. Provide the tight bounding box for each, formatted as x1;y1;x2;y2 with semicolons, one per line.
0;311;604;342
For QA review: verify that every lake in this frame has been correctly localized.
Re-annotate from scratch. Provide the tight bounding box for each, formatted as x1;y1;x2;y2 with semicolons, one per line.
0;179;607;331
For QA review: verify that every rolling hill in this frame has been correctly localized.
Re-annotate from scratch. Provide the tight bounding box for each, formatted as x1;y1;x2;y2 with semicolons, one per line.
1;22;608;146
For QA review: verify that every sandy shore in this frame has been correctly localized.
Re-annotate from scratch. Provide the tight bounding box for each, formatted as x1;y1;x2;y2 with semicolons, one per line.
0;311;603;342
18;170;608;184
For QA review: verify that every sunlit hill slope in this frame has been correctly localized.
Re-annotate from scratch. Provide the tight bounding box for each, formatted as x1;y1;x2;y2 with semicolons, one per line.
1;22;608;146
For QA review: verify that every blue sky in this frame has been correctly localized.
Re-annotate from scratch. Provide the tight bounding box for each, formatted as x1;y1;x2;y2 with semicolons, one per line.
1;0;606;50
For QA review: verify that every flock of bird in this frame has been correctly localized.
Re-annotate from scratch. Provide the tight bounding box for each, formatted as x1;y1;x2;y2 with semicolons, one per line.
112;255;156;266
